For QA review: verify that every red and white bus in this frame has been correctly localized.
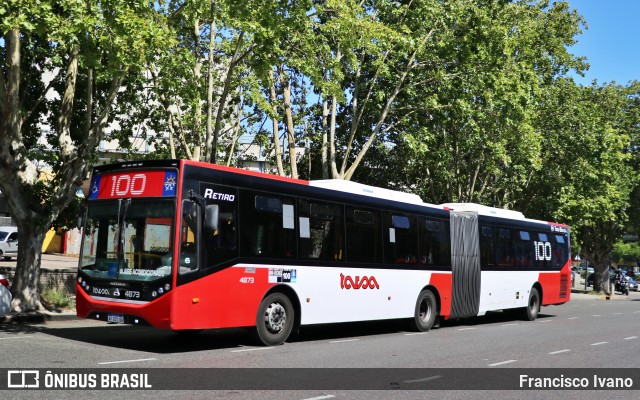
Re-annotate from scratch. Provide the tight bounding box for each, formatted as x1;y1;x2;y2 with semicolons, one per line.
76;159;571;345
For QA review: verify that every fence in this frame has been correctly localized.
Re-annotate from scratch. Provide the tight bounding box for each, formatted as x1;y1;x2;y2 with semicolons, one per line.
0;268;75;296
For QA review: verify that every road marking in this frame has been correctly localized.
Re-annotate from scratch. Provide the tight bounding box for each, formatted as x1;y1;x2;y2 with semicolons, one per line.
590;342;608;346
0;336;34;340
502;323;518;327
568;317;579;320
549;349;571;355
458;327;476;331
403;375;442;384
633;311;640;314
614;312;623;315
404;332;427;336
624;336;638;340
230;347;274;353
537;320;551;323
330;339;360;343
301;396;336;400
592;315;601;317
98;358;157;365
488;360;517;367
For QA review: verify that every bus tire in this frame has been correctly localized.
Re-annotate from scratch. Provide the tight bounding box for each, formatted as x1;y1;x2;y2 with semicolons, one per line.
255;292;294;346
412;289;437;332
522;287;540;321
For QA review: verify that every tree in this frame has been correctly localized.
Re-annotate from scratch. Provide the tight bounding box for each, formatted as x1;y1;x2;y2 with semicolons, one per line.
611;241;640;266
380;0;585;204
0;1;169;311
520;80;637;293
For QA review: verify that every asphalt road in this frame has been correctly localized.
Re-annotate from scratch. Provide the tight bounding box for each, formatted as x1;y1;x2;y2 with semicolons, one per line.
1;292;639;399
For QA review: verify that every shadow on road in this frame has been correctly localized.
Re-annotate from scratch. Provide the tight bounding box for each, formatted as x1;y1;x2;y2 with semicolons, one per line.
0;309;557;354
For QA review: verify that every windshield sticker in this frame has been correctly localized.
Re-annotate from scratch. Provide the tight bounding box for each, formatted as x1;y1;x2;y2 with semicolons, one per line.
119;269;168;277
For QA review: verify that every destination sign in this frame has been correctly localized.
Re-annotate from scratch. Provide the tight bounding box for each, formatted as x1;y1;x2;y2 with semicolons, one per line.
88;170;177;200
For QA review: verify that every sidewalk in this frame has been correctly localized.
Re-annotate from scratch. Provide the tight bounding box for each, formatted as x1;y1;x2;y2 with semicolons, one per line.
0;253;79;273
1;309;78;324
0;254;79;324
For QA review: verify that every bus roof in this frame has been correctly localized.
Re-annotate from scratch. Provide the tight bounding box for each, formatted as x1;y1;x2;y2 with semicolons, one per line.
309;179;441;208
441;203;526;220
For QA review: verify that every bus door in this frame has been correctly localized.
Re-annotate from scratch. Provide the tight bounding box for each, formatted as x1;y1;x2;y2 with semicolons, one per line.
449;211;481;318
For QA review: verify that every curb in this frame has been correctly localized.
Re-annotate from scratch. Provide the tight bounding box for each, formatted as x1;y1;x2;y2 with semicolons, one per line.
0;311;78;324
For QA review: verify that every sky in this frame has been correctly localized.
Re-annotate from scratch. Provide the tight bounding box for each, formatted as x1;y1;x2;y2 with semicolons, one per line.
567;0;640;85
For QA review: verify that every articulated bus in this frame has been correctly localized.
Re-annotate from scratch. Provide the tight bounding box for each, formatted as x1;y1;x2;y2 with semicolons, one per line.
76;159;571;345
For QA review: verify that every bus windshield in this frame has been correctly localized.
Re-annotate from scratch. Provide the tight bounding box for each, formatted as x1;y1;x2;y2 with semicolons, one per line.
79;198;175;282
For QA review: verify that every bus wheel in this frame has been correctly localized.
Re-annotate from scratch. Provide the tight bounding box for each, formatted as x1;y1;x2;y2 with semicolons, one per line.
522;287;540;321
412;290;437;332
255;292;294;346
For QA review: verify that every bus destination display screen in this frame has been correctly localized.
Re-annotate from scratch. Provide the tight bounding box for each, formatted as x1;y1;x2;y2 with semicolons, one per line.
88;170;178;200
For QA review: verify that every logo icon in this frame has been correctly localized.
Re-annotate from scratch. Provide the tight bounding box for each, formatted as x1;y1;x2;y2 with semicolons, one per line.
8;370;40;388
340;273;379;290
164;174;176;192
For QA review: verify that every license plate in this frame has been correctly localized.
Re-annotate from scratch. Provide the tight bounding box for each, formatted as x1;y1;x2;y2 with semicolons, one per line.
107;313;125;324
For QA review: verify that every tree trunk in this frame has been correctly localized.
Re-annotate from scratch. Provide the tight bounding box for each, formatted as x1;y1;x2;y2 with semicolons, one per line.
321;99;329;179
10;224;47;312
205;2;216;163
283;79;298;179
270;79;285;176
582;233;613;294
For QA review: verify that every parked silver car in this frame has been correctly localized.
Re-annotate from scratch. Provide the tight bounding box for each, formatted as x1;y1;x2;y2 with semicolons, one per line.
0;226;18;260
626;276;639;292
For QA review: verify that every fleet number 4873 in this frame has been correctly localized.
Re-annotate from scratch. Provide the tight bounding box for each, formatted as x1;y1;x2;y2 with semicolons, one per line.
239;277;254;284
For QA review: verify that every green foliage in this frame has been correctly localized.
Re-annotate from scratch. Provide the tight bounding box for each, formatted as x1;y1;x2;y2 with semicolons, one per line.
518;79;638;291
612;241;640;264
41;287;75;310
0;0;175;312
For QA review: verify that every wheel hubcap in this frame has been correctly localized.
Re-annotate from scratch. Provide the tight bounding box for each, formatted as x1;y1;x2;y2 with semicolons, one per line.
529;297;537;314
419;298;431;322
264;302;286;333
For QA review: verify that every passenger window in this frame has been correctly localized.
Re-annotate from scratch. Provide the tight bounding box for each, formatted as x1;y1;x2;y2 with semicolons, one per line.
552;234;568;269
346;208;381;263
419;218;451;266
515;230;533;267
240;191;295;259
385;213;418;264
496;228;514;267
298;200;344;261
479;226;495;268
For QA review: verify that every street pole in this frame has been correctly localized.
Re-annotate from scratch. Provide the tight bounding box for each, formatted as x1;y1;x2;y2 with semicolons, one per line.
583;258;588;291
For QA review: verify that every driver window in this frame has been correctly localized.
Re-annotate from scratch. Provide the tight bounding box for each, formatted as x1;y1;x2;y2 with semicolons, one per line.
179;200;199;274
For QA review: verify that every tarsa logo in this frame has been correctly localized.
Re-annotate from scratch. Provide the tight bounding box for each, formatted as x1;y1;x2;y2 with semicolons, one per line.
340;273;379;290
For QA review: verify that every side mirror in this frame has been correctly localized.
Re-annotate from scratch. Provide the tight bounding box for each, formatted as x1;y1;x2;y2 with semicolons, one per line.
205;204;219;233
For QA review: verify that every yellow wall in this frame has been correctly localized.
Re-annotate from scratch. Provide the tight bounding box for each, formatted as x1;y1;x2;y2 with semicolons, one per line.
42;229;62;253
